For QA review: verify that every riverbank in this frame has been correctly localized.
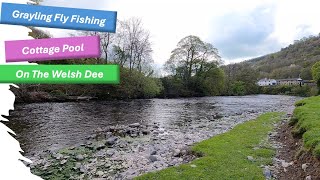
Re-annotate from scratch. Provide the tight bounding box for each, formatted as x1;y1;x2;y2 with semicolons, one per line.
26;112;288;180
292;96;320;158
12;89;99;103
270;96;320;179
136;113;285;179
11;85;308;104
271;120;320;179
27;122;199;179
7;96;298;179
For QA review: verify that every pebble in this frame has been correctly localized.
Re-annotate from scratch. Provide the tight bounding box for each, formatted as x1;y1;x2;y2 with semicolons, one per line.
247;156;254;162
150;150;157;155
105;163;112;168
129;123;140;128
95;143;106;150
173;149;181;157
96;150;106;158
302;163;308;172
142;130;150;135
106;149;116;156
130;133;138;138
79;165;87;173
306;175;312;180
106;137;118;146
149;155;158;162
74;162;81;170
263;167;272;179
281;161;293;168
181;149;187;155
60;159;67;165
54;153;63;160
96;171;104;177
76;154;84;161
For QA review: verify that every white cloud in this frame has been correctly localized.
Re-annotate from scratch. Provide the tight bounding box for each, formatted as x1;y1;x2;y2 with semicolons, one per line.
270;0;320;45
103;0;278;64
41;0;320;65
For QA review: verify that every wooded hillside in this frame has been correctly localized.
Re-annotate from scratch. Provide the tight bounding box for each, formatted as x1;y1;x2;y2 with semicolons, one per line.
244;34;320;80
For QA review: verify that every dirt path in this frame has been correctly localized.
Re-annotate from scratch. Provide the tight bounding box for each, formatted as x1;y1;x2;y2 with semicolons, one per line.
272;120;320;180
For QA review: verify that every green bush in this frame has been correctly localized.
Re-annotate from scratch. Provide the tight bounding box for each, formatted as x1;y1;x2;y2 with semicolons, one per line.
311;61;320;88
142;77;163;98
308;87;319;96
261;85;318;97
111;68;163;99
230;81;246;96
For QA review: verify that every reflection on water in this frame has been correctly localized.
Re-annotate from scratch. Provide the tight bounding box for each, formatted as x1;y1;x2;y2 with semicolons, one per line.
5;95;300;155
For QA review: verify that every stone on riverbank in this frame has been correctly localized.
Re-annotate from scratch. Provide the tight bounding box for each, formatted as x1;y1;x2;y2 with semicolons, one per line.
173;149;181;157
148;155;158;162
129;123;141;128
76;154;84;161
106;137;118;146
106;149;116;157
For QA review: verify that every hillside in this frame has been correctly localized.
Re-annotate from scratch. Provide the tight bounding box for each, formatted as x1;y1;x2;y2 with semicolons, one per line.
243;34;320;80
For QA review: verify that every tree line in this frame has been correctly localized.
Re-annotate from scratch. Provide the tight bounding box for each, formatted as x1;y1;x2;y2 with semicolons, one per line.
14;17;163;102
11;4;320;101
14;20;228;102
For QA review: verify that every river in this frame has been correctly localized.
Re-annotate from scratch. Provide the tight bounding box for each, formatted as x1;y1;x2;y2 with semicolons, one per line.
6;95;300;158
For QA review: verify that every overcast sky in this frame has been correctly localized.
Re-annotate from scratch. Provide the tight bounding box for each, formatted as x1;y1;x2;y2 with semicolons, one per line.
41;0;320;65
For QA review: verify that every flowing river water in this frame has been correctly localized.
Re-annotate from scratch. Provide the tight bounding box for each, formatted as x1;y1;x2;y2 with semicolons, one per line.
5;95;301;179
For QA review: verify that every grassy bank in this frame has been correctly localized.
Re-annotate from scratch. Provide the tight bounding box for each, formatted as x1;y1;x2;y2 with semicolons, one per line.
291;96;320;158
136;113;284;180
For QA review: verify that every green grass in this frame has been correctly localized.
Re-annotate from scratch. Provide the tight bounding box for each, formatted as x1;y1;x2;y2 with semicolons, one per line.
292;96;320;158
136;112;283;180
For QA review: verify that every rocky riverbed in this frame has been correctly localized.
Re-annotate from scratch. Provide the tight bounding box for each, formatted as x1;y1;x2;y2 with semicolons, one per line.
5;95;300;179
24;98;300;179
27;122;198;179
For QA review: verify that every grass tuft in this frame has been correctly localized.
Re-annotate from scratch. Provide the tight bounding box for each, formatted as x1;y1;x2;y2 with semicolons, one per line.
293;96;320;159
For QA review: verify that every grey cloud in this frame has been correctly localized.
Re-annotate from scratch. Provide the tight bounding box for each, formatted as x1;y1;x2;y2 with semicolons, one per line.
209;5;282;61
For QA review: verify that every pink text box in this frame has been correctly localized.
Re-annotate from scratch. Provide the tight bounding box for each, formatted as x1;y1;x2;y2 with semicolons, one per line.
5;36;101;63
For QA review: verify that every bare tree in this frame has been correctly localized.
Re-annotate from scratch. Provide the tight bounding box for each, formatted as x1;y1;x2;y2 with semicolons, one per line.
28;27;52;39
76;31;114;63
73;18;153;73
113;18;153;72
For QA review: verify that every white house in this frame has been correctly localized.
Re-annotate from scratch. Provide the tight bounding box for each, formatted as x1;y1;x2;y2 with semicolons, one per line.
257;78;277;86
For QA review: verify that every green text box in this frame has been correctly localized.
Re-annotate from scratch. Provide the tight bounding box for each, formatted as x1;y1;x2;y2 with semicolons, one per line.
0;65;120;84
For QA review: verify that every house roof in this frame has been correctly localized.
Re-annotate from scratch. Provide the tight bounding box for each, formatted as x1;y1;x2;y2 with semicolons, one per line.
258;78;276;82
